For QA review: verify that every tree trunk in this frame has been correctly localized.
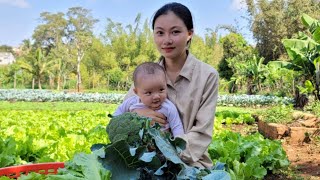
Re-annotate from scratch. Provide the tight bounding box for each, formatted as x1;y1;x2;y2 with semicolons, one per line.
315;70;320;100
38;78;42;89
32;78;35;89
57;74;61;91
294;88;309;109
92;71;95;89
246;77;253;95
14;71;16;89
106;75;109;91
77;59;81;92
63;75;66;90
117;81;120;91
76;50;84;92
49;76;54;90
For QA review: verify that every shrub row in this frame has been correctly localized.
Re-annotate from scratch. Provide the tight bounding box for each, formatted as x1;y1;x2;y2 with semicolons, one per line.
0;89;293;106
0;89;125;104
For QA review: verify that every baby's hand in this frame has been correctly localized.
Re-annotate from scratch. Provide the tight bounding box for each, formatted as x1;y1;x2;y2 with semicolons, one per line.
160;123;170;131
132;108;167;126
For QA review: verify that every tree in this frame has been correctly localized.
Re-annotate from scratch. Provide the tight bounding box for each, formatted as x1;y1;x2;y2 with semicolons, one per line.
264;61;298;96
190;29;224;69
229;55;266;94
18;48;53;89
32;11;70;90
0;45;13;53
282;14;320;101
218;33;253;80
83;37;118;89
20;39;33;56
204;30;223;69
66;7;98;92
245;0;320;62
48;43;72;90
102;14;159;90
33;12;67;50
103;18;131;70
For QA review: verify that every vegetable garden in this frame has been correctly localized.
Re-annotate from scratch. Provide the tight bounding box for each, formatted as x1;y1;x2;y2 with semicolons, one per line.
0;1;320;179
0;90;319;179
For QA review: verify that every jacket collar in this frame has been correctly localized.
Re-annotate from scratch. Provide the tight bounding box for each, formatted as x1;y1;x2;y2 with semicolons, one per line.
158;51;195;82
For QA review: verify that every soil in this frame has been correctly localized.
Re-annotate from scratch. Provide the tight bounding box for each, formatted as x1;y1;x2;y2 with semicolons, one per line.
282;141;320;179
228;124;320;180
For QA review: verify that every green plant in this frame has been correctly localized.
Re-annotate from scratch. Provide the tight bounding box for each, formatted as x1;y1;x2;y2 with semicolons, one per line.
260;105;294;124
208;131;290;180
106;112;150;146
282;13;320;101
215;110;255;125
309;101;320;117
0;110;111;165
92;112;231;179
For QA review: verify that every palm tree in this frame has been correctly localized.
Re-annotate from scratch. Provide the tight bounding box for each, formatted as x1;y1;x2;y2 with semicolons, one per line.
18;48;54;89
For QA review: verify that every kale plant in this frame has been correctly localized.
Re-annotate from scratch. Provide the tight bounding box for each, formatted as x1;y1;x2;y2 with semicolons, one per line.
91;112;230;180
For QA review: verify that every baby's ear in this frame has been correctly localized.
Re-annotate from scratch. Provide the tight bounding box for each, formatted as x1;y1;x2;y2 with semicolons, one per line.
133;87;137;94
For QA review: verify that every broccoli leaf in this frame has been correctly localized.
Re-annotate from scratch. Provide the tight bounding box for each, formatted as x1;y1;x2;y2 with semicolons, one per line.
94;113;231;179
47;149;111;180
94;140;158;180
201;170;232;180
148;128;185;165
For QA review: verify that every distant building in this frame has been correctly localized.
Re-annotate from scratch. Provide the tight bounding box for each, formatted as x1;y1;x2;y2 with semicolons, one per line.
0;52;15;65
12;47;22;56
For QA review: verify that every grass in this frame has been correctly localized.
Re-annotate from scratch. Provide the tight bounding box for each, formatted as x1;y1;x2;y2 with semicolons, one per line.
216;106;264;114
0;100;266;115
0;101;118;111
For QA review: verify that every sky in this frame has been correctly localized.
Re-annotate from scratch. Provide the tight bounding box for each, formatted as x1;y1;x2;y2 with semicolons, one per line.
0;0;252;47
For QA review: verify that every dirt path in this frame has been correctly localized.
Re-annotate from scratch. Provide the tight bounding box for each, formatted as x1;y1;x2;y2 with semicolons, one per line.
282;141;320;179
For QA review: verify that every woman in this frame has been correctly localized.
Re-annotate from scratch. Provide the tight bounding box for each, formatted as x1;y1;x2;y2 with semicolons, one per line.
125;2;219;168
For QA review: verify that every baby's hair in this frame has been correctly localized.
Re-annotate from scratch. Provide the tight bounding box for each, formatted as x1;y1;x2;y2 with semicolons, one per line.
133;62;165;87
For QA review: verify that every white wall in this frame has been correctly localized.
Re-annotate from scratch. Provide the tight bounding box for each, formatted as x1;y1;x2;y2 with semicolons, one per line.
0;52;15;65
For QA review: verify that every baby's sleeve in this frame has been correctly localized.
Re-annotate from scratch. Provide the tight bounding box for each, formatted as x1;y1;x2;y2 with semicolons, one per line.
165;100;184;137
113;96;137;116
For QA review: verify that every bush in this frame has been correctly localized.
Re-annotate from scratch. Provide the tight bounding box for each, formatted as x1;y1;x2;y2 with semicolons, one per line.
259;104;294;124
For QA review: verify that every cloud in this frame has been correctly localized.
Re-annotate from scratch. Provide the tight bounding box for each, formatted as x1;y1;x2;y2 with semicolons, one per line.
0;0;30;8
230;0;247;11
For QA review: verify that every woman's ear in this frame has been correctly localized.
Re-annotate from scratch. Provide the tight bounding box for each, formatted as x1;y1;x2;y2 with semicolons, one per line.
186;29;194;47
187;29;194;41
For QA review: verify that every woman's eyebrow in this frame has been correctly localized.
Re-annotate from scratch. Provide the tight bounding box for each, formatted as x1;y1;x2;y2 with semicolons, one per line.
171;26;182;29
154;27;164;30
154;26;182;30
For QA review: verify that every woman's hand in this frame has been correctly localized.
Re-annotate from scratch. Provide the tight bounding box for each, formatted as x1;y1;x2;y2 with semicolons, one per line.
132;108;167;126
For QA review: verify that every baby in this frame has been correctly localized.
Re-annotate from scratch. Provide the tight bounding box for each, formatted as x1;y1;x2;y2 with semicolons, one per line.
113;62;184;137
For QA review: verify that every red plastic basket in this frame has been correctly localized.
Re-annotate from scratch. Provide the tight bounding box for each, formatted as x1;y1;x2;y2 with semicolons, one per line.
0;162;64;178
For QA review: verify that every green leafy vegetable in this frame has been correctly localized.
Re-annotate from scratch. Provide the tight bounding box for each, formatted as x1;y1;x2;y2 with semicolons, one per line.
92;112;231;180
106;113;150;146
48;149;111;180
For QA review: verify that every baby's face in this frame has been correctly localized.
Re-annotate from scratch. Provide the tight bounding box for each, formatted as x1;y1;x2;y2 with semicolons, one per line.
134;73;167;110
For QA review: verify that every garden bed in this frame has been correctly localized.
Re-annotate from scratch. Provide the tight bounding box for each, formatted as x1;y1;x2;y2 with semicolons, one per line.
256;112;320;179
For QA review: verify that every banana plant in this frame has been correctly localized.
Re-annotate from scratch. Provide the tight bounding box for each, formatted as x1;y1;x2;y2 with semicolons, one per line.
282;14;320;100
227;54;266;94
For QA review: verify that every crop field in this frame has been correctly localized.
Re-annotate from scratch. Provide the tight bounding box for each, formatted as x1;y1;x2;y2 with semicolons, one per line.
0;101;295;179
0;110;110;165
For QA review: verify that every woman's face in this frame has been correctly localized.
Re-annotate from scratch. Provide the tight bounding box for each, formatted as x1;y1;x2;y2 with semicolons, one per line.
153;11;193;60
